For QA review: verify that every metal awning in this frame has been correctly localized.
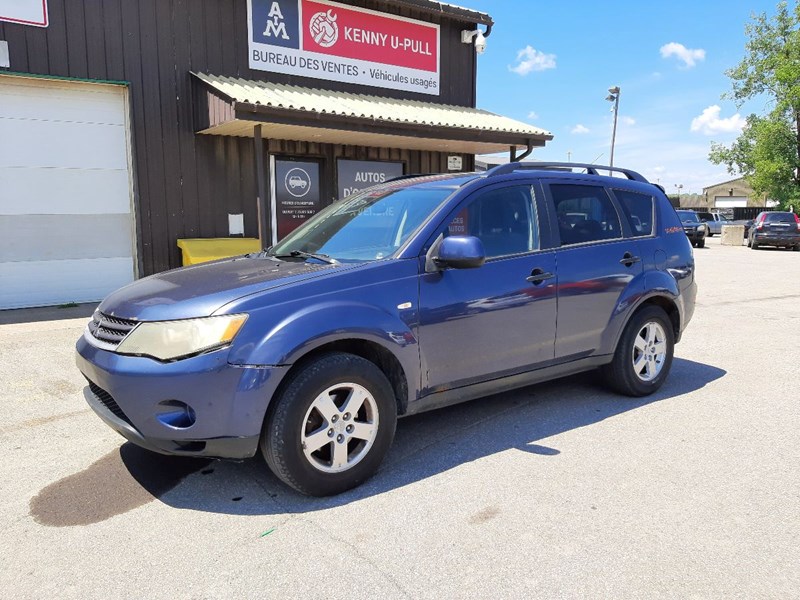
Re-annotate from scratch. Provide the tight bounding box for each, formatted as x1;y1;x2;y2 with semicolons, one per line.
192;73;552;154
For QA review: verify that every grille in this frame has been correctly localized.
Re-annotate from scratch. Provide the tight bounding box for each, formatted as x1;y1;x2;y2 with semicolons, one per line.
87;311;138;348
87;380;134;427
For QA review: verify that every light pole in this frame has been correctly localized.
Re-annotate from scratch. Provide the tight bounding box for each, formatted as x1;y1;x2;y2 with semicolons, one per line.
675;184;683;205
605;86;620;169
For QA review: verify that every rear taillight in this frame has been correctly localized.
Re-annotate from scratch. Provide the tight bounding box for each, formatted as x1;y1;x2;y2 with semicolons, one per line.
756;214;767;230
794;213;800;232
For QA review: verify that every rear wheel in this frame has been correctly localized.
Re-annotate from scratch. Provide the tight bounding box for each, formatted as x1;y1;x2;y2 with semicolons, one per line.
601;306;674;397
261;352;397;496
793;245;800;252
751;238;759;249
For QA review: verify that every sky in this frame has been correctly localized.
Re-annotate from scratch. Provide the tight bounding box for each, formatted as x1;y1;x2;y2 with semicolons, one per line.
454;0;786;193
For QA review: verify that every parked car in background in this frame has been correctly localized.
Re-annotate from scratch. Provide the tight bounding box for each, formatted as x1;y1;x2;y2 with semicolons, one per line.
695;211;730;236
76;162;697;496
748;211;800;250
676;210;707;248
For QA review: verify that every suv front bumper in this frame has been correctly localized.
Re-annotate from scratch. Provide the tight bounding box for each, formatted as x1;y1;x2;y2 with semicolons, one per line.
75;335;287;459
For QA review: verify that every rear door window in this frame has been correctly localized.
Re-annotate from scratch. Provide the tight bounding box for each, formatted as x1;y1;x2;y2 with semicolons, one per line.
613;189;655;236
548;184;622;245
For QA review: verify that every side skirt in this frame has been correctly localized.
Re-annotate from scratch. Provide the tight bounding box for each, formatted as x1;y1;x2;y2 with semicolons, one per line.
405;355;612;416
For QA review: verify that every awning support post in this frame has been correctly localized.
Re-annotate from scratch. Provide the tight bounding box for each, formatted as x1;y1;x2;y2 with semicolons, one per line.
253;124;269;251
509;146;517;162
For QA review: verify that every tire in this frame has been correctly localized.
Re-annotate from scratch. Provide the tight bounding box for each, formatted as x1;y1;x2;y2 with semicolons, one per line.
747;236;752;248
751;238;759;249
690;240;697;248
793;245;800;252
261;352;397;496
601;306;675;397
696;238;705;248
707;232;713;237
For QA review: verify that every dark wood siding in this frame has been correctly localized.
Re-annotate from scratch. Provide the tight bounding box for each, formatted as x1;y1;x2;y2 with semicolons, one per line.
0;0;482;273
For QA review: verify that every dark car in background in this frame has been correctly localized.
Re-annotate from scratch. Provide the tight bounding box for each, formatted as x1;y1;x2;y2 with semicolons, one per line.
76;162;696;496
748;211;800;250
676;210;707;248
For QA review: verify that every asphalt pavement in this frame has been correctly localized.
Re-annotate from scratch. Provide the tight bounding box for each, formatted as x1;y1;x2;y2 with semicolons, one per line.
0;235;798;599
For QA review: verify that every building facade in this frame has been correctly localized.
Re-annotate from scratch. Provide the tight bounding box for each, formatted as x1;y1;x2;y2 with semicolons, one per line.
702;176;768;209
0;0;551;309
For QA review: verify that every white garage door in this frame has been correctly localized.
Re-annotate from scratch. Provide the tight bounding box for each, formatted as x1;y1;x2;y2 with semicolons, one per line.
714;196;748;208
0;75;135;310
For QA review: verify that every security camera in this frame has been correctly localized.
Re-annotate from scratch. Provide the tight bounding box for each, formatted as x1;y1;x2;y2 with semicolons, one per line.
461;28;488;54
474;30;486;54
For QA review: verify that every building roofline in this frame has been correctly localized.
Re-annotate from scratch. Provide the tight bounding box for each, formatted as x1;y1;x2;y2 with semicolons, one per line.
702;175;747;191
385;0;493;25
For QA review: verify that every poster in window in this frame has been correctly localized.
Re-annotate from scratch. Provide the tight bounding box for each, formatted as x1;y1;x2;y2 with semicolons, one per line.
337;159;403;199
273;159;321;241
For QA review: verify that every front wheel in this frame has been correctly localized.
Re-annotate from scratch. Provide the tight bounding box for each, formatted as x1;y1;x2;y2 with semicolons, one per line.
601;306;675;397
261;353;397;496
696;238;705;248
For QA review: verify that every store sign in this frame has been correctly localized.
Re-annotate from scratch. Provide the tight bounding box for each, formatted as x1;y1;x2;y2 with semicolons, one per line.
273;159;321;241
247;0;440;95
447;156;463;171
337;160;403;199
0;0;48;27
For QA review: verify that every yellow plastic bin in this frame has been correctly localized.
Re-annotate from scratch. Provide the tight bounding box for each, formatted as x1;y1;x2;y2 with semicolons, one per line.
176;238;261;266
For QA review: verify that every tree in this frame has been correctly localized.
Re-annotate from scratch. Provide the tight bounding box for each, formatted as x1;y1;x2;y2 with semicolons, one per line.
709;1;800;209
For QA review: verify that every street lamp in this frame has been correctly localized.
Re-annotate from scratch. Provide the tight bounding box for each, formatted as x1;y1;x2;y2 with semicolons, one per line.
605;86;620;169
675;184;683;205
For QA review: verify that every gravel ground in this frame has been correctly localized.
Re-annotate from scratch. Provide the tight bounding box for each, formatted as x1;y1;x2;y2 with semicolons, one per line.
0;234;798;599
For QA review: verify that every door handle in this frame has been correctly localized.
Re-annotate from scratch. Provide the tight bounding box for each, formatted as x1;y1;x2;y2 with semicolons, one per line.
526;268;554;285
619;252;641;267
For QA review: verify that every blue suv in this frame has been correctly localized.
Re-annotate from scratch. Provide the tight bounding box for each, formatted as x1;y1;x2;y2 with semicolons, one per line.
76;163;696;496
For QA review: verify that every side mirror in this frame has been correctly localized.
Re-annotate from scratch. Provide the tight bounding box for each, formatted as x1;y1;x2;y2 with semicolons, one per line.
433;236;486;270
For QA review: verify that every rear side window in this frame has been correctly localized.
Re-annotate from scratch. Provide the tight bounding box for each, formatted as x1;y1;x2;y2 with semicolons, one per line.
613;189;655;236
549;184;622;245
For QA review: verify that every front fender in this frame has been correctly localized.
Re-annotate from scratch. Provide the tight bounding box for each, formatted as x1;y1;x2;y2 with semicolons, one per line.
228;301;420;397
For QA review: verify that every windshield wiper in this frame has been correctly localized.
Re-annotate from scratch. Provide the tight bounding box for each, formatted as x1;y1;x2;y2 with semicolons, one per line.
272;250;339;265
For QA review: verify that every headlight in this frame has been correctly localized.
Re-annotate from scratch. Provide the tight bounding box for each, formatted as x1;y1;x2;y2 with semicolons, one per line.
697;225;705;232
116;314;248;361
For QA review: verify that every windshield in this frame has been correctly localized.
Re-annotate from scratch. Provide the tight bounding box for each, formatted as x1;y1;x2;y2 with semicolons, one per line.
269;185;453;262
676;211;697;221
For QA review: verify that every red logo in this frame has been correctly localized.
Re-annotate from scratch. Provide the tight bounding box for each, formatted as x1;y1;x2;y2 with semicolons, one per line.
301;0;438;72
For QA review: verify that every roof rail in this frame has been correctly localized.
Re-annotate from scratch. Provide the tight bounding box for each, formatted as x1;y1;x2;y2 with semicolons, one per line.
385;173;436;183
486;162;650;183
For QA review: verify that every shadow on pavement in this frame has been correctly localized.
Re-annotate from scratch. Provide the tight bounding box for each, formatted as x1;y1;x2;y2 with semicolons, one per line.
29;358;725;525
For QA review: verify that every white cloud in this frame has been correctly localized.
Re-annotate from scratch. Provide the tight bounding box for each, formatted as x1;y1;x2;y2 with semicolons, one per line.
660;42;706;68
571;124;590;134
509;46;556;75
622;116;636;126
690;105;746;135
527;111;539;120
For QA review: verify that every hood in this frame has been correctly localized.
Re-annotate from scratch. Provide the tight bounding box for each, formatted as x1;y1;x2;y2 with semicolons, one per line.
99;256;343;321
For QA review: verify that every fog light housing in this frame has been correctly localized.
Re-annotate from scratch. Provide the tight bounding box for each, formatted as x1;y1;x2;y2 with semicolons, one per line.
156;400;196;429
